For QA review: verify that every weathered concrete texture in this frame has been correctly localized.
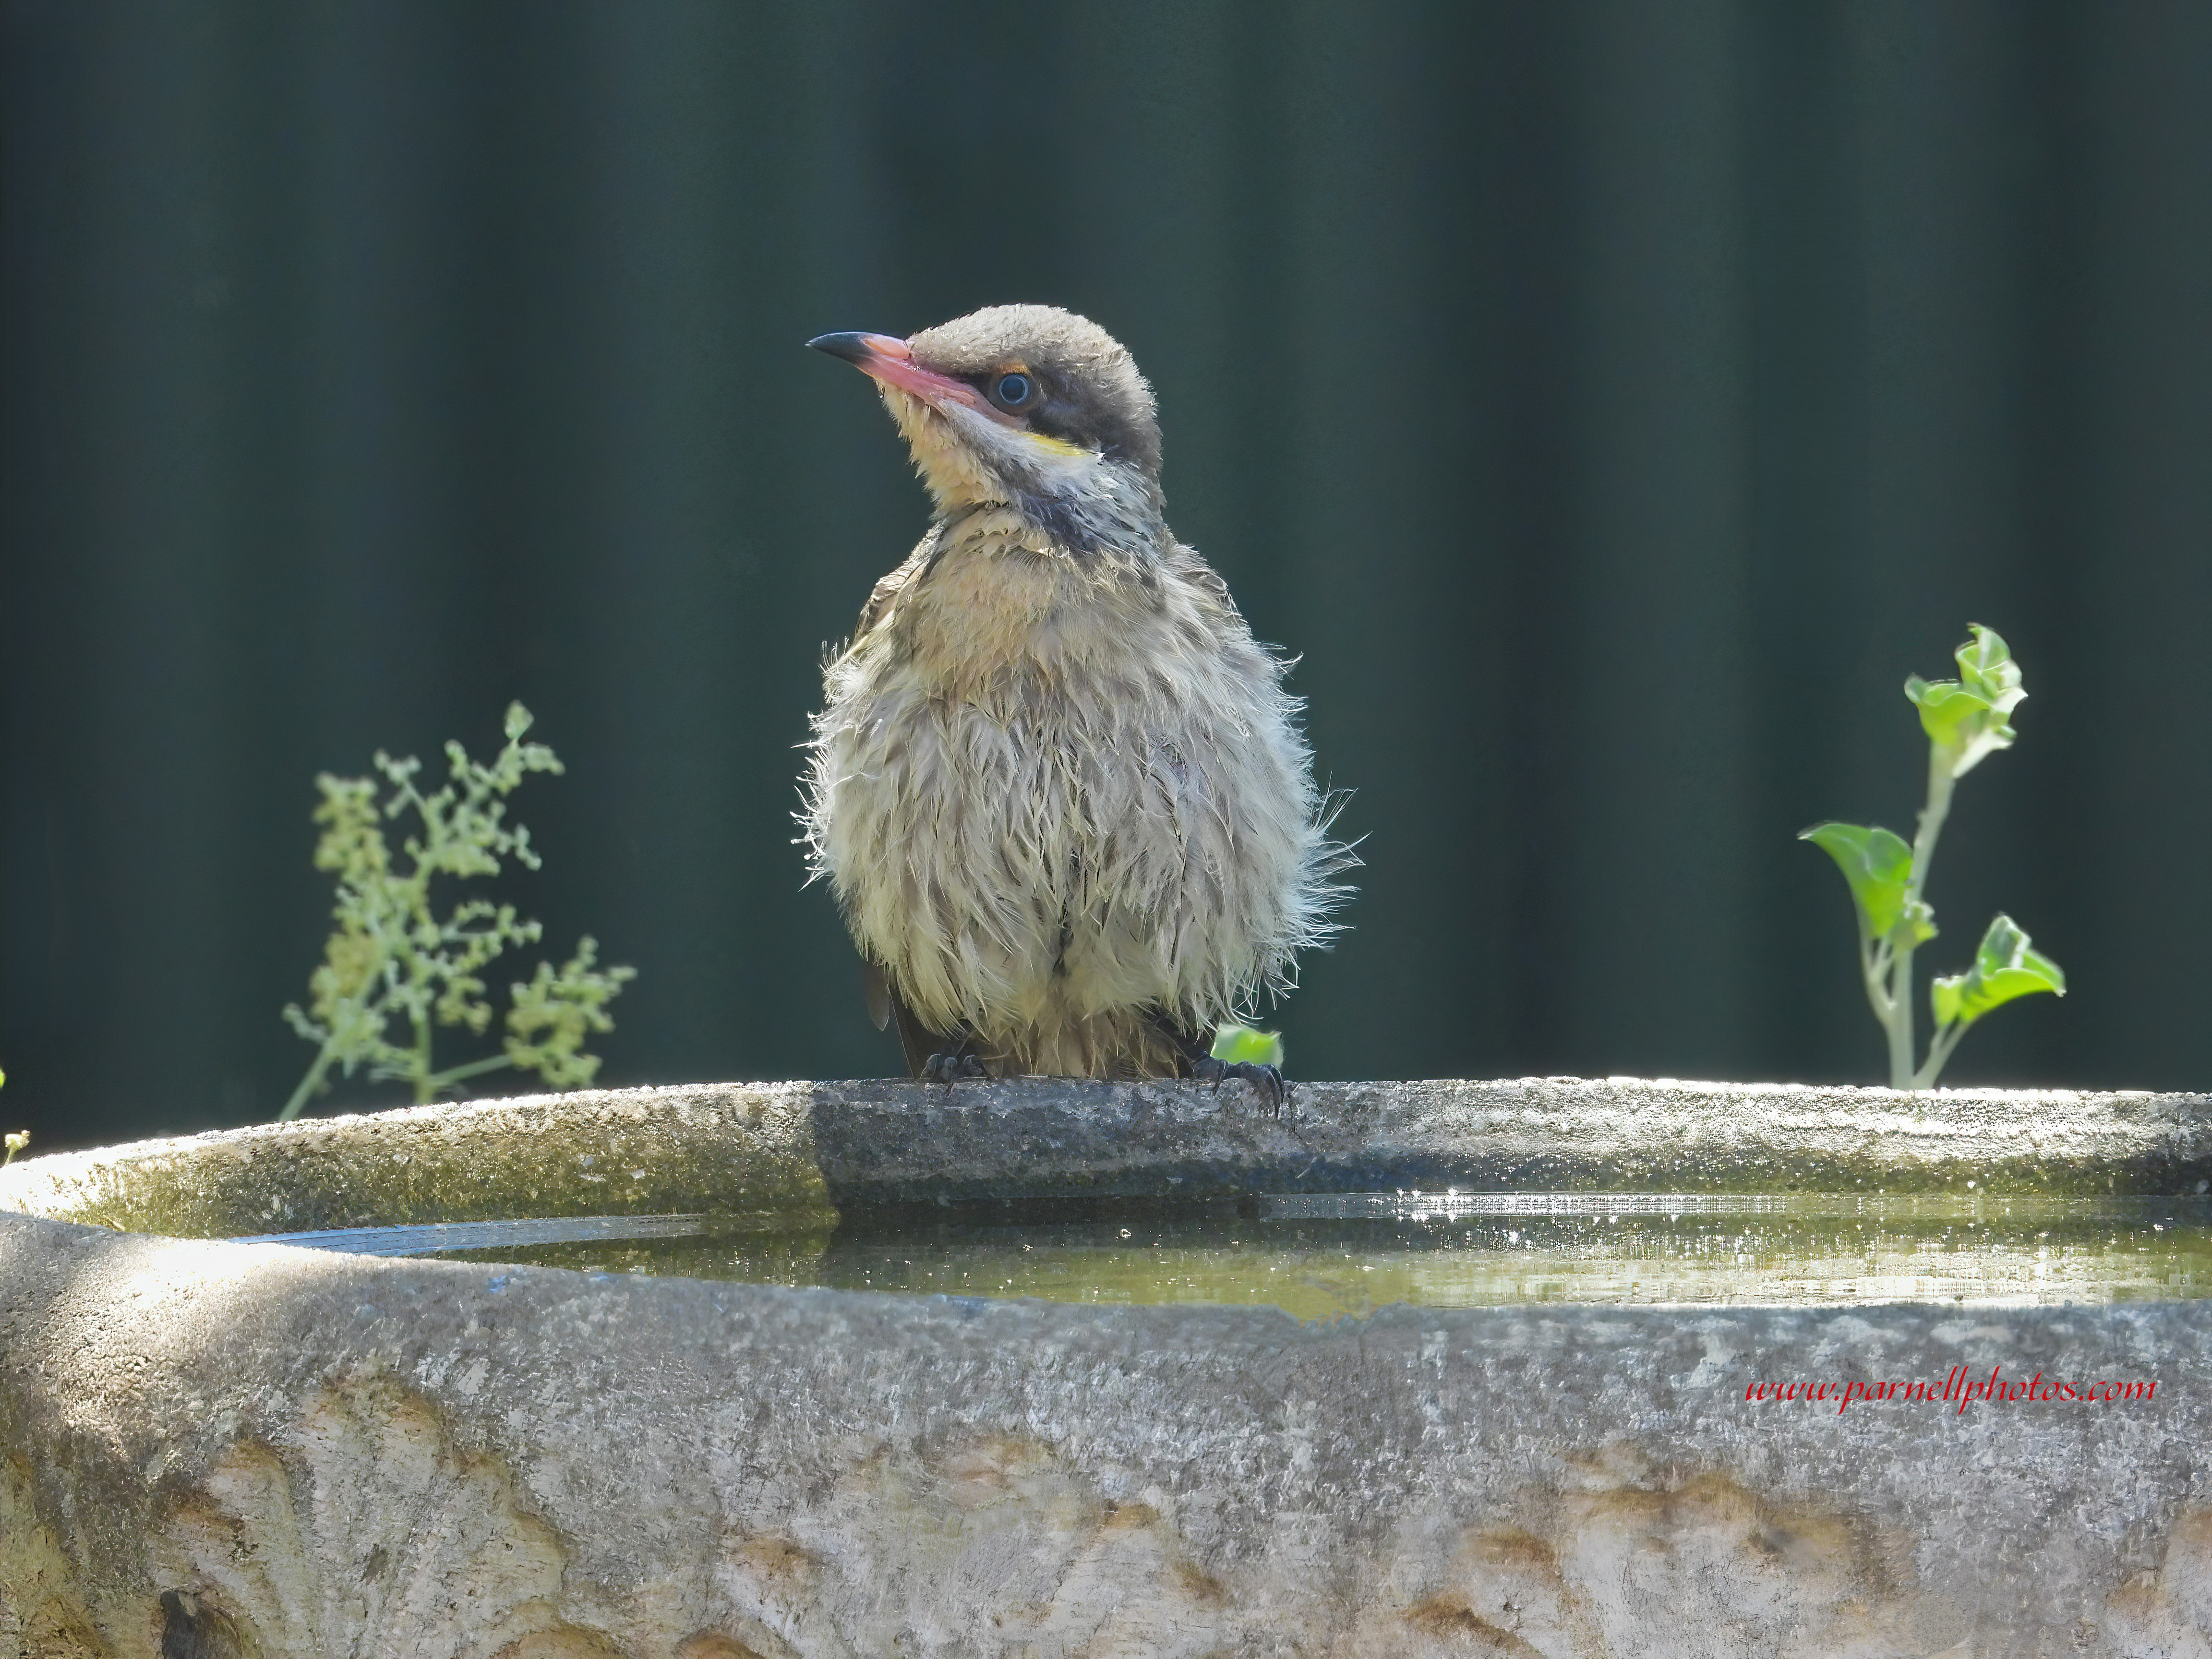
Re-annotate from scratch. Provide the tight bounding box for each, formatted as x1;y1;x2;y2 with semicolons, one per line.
4;1214;2211;1659
4;1078;2211;1239
805;1075;2212;1206
0;1084;836;1238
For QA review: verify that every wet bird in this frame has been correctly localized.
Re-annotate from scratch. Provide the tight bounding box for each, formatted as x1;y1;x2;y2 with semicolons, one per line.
801;305;1349;1102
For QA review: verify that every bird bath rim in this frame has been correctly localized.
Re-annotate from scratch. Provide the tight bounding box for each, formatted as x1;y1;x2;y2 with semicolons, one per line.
4;1076;2207;1244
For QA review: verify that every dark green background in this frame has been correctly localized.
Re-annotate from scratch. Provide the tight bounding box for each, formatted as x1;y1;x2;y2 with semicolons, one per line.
5;1;2208;1152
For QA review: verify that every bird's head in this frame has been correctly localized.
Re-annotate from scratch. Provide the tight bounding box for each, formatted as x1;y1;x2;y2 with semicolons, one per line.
809;305;1165;555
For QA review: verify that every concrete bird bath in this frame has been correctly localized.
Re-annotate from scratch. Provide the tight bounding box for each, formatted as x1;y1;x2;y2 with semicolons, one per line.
4;1076;2211;1657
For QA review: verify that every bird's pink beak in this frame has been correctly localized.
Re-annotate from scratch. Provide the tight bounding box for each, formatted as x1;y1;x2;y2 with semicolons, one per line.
807;332;1011;423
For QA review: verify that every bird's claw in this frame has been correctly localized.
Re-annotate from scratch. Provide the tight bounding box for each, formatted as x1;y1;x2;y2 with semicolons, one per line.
922;1051;989;1084
1192;1056;1288;1117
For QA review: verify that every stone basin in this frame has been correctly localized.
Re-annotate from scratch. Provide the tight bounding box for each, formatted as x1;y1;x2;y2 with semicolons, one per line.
4;1076;2211;1657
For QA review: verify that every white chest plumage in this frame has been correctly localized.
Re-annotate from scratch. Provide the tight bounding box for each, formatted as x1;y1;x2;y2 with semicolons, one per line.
804;523;1337;1078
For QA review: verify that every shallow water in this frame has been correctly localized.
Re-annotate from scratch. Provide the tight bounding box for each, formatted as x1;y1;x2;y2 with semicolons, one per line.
239;1192;2212;1319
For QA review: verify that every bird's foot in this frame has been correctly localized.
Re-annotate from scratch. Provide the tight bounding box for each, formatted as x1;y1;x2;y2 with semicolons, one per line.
922;1051;990;1084
1192;1055;1288;1117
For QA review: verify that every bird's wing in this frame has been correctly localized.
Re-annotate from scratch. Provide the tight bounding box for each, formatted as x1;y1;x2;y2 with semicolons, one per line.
853;526;953;639
853;565;910;639
1145;1009;1215;1080
1166;541;1242;619
861;957;959;1077
861;958;893;1032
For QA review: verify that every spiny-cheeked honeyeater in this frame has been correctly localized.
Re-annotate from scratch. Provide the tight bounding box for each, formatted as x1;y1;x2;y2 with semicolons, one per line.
802;305;1351;1103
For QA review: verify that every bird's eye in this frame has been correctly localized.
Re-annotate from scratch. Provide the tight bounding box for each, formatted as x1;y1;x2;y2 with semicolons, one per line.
991;372;1034;410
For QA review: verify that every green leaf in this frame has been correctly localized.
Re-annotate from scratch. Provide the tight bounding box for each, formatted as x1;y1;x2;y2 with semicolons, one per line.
1955;624;2025;713
1210;1023;1285;1069
1930;913;2066;1032
1905;676;1996;745
1905;625;2028;777
1799;823;1932;943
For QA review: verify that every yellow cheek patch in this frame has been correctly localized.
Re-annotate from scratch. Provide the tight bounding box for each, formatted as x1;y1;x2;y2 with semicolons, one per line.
1023;430;1093;459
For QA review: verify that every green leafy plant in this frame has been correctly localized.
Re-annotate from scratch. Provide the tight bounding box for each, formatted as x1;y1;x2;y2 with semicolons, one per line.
1211;1023;1286;1069
280;703;636;1121
1802;625;2064;1090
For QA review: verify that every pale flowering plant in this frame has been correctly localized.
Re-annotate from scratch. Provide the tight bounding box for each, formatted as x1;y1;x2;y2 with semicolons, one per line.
279;704;636;1121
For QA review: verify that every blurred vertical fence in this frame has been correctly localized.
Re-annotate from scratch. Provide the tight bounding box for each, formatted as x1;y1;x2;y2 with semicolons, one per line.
4;0;2207;1150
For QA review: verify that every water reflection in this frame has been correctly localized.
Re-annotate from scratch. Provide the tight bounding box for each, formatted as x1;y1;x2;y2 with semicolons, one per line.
236;1192;2212;1319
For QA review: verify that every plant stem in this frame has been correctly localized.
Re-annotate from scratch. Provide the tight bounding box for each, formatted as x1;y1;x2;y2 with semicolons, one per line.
1883;956;1913;1092
279;1042;340;1122
419;1052;516;1098
1886;748;1957;1090
1914;1019;1967;1090
409;1006;434;1103
1859;937;1895;1029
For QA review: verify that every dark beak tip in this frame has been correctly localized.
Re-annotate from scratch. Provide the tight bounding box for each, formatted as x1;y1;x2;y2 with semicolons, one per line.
807;331;875;366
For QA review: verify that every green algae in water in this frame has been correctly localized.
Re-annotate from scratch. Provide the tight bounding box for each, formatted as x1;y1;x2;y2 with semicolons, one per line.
249;1192;2212;1320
